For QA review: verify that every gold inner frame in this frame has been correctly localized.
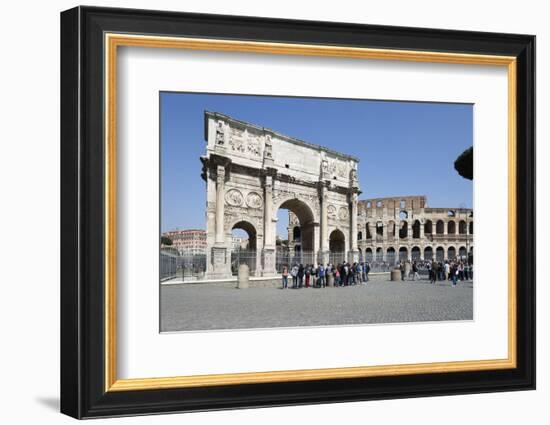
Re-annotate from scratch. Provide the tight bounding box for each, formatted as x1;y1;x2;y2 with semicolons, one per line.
104;33;517;392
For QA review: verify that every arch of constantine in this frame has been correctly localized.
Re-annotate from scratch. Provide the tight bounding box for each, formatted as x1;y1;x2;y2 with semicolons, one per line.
201;112;361;279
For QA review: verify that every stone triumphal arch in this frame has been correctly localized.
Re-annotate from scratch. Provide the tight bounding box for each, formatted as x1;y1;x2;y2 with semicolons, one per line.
201;112;361;279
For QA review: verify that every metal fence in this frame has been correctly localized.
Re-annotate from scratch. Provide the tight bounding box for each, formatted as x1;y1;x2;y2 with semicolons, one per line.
328;251;346;265
162;248;473;280
231;249;257;275
160;251;178;281
179;253;207;280
160;250;207;281
276;250;350;272
275;249;318;273
366;261;395;273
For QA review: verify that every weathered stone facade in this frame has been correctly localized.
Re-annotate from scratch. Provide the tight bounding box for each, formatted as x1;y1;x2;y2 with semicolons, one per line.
357;195;473;263
289;195;473;264
201;112;360;279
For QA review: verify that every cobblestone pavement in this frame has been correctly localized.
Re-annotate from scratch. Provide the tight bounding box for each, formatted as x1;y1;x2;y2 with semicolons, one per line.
160;275;473;332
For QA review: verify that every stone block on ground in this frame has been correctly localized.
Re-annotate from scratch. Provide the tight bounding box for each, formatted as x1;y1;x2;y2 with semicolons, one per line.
237;264;250;289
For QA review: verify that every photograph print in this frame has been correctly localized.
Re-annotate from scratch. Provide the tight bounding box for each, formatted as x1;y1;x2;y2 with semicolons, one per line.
160;93;474;332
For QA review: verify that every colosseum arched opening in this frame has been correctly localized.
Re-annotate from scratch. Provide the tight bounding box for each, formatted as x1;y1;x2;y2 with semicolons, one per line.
448;246;456;259
386;247;396;264
425;220;433;234
365;247;373;262
376;247;383;262
399;221;408;239
424;246;433;260
388;220;396;239
448;220;456;234
399;247;408;262
412;220;421;238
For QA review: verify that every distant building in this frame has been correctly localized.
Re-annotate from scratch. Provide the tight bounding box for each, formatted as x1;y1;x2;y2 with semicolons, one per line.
357;195;473;263
232;236;249;250
287;195;474;264
162;229;207;255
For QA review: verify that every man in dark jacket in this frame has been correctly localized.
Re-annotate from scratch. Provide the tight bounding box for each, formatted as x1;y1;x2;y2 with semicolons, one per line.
297;264;304;288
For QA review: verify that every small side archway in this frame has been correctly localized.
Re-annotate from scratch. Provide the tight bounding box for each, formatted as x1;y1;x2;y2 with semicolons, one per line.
231;221;257;250
230;220;258;275
329;228;346;264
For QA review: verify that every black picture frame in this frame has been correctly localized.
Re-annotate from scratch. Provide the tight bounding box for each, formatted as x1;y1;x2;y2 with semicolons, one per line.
61;5;535;419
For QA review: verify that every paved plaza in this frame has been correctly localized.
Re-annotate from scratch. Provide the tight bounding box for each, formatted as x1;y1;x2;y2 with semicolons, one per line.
160;274;473;332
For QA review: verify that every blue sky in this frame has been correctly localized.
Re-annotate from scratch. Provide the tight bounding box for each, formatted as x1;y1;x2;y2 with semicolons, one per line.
161;92;472;237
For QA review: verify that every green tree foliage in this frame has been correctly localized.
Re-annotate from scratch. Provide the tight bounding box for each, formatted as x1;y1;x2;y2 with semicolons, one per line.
454;147;473;180
161;235;173;246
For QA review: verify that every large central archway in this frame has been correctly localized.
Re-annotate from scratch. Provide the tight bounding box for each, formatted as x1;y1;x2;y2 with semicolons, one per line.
277;198;317;266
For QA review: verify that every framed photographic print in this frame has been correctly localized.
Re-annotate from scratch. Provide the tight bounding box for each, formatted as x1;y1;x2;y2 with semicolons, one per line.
60;6;535;419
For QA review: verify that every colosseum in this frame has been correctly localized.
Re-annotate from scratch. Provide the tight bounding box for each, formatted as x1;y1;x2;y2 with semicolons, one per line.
288;195;473;266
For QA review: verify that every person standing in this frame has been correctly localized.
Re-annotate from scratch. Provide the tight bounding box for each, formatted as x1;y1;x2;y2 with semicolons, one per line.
318;264;326;288
405;260;411;281
291;264;298;288
342;263;348;286
451;263;458;287
356;262;363;285
399;261;405;281
458;262;465;281
364;261;370;283
430;260;438;284
282;265;289;289
304;264;311;288
297;264;304;288
412;261;420;281
444;261;450;281
327;264;334;287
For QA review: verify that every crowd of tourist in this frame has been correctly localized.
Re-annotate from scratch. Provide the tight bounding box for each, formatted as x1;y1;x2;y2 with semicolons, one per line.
281;262;371;289
396;259;473;286
280;258;473;289
423;259;473;286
